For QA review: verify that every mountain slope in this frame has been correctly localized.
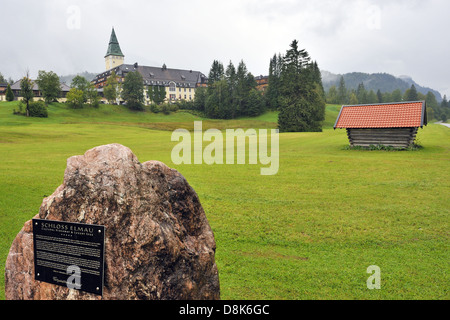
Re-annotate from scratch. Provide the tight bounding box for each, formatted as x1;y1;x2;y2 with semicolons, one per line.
321;71;442;102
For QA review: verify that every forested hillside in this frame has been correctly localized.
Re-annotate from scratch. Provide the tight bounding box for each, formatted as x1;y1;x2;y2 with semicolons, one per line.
321;71;442;102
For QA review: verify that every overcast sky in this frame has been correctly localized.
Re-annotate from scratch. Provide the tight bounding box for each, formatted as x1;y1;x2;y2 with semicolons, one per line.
1;0;449;97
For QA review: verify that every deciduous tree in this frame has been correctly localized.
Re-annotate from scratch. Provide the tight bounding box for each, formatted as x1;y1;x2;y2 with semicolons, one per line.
36;70;61;104
20;72;34;117
122;71;144;111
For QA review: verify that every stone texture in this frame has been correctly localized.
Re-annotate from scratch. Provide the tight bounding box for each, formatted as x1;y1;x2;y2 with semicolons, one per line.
5;143;220;300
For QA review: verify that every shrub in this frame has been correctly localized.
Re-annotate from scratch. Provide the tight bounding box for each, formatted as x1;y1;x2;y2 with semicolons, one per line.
169;103;179;113
66;88;84;109
160;103;171;115
150;104;160;113
28;101;48;118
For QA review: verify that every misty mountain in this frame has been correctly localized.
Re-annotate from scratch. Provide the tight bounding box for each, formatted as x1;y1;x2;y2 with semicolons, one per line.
321;71;443;102
59;71;99;85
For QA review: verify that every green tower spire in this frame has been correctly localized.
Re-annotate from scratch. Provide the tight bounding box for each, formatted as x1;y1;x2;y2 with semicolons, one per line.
105;28;124;58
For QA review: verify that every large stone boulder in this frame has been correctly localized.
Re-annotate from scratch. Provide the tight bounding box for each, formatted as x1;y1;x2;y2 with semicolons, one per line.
5;143;220;300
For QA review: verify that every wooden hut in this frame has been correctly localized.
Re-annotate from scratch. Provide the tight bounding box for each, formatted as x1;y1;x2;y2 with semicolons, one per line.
334;101;427;148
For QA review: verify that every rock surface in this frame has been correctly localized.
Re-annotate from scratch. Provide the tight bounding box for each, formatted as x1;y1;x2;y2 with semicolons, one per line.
5;143;220;300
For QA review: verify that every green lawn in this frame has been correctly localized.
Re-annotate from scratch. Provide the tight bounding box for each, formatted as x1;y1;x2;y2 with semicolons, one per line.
0;101;448;300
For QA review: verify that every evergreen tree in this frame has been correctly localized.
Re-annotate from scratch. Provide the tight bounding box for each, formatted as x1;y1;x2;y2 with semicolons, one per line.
225;61;237;92
440;95;448;109
235;60;257;116
266;54;283;110
440;95;449;122
382;92;392;103
6;83;14;101
208;60;224;85
356;83;367;104
205;79;231;119
193;86;207;112
326;86;338;104
0;72;6;84
367;90;378;104
311;61;325;101
277;40;325;132
425;91;438;119
247;88;265;117
349;91;358;105
204;58;265;119
376;89;383;103
225;61;237;114
391;89;402;102
404;84;419;101
337;76;347;104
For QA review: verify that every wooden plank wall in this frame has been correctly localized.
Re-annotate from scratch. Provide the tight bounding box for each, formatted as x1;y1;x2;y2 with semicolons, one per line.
347;128;419;148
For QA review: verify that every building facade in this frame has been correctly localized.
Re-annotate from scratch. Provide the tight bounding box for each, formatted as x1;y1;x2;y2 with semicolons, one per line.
92;28;207;104
255;75;269;94
0;83;7;101
9;80;71;102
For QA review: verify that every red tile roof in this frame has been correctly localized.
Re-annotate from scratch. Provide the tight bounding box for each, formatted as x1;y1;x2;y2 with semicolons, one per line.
334;101;427;129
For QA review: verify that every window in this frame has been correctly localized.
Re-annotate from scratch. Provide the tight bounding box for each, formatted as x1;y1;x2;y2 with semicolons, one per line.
169;82;176;92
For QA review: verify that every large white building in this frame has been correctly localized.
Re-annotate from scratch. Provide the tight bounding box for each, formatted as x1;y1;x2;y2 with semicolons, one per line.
92;28;207;104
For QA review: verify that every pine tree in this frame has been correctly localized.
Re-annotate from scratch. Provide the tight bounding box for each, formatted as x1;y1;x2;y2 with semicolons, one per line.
326;86;338;104
404;84;419;101
208;60;224;85
356;83;367;104
205;79;231;119
391;89;402;102
311;61;325;101
266;54;282;110
376;89;383;103
6;83;14;101
349;92;358;105
367;90;378;104
338;76;347;104
277;40;325;132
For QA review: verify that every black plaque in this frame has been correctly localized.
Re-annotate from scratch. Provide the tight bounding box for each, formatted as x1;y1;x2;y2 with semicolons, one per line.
32;219;105;296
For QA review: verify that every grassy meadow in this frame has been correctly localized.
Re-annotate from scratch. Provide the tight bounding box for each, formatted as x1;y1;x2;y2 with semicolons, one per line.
0;101;448;300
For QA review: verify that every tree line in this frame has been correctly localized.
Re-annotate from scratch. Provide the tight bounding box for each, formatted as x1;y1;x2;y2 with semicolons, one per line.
187;59;265;119
326;76;449;121
190;40;326;132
